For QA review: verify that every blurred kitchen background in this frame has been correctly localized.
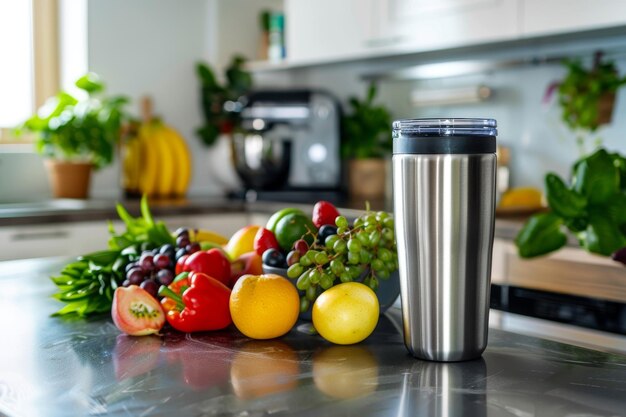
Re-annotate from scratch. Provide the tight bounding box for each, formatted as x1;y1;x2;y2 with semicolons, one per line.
3;0;626;203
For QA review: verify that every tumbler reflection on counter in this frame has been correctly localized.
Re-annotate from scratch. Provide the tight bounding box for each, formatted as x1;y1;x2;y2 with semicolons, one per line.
396;359;487;417
392;118;497;362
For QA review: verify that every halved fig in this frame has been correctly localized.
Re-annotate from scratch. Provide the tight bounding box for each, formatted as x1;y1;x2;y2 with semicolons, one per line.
112;285;165;336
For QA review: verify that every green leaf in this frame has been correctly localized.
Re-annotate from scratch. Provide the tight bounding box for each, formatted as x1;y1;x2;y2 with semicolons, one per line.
572;148;619;205
78;249;120;265
140;195;155;226
75;73;104;94
580;211;626;256
196;63;220;89
366;83;377;104
52;301;87;317
607;192;626;226
545;173;587;219
515;212;568;258
609;152;626;191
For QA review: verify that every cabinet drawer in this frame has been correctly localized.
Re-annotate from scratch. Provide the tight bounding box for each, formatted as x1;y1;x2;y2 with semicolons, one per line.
0;221;116;261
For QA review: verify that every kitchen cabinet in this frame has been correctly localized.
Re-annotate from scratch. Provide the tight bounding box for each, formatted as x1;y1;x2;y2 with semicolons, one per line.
492;237;626;303
0;213;249;262
278;0;520;64
521;0;626;37
0;221;117;262
373;0;520;53
284;0;374;62
253;0;626;71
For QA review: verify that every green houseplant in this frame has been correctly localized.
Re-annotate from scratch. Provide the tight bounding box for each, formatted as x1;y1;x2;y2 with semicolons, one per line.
515;148;626;261
342;83;392;199
196;56;253;147
546;52;626;150
18;73;128;198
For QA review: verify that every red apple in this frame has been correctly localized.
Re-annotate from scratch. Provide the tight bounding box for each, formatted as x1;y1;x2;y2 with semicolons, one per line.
253;228;280;256
230;251;263;287
111;286;165;336
183;248;231;286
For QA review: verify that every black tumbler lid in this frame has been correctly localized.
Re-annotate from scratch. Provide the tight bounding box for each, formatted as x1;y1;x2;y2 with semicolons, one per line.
393;118;497;155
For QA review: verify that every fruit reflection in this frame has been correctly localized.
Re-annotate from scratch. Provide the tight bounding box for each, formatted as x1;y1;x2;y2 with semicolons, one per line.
113;334;162;380
230;340;299;399
312;345;379;399
166;333;233;390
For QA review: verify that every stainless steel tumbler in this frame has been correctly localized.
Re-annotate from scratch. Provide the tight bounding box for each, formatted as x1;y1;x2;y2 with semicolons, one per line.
392;118;497;362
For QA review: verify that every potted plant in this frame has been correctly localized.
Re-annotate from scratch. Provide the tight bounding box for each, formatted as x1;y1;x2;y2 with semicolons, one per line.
515;148;626;262
196;55;253;147
17;73;128;199
545;52;626;150
195;56;253;192
342;83;393;199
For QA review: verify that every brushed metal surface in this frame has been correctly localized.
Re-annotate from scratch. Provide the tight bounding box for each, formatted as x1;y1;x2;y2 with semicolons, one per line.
393;154;496;361
3;258;626;416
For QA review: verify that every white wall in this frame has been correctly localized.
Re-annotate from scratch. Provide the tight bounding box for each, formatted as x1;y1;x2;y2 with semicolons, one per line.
86;0;219;199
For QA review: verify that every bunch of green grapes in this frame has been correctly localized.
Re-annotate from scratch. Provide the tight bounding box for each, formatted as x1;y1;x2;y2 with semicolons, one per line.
286;211;398;312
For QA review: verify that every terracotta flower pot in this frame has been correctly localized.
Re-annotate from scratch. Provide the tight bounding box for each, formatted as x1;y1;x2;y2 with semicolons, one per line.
348;159;386;199
44;160;93;199
597;92;616;126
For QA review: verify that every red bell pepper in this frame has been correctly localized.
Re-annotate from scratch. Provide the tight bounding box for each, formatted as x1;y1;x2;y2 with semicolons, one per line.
158;271;232;333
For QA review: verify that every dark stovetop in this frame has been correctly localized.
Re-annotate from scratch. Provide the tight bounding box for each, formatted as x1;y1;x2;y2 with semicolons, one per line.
491;284;626;336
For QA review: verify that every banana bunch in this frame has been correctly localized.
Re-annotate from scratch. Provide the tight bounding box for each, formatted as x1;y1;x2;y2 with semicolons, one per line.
123;121;192;198
189;228;229;246
188;228;230;251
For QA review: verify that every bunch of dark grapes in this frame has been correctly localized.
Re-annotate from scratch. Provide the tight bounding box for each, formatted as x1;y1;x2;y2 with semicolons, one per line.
121;228;201;299
173;228;201;261
285;211;398;312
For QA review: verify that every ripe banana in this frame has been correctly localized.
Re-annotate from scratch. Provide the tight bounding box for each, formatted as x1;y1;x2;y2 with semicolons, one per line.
190;228;229;245
152;128;174;196
122;136;141;193
162;125;192;197
123;120;192;198
137;123;159;197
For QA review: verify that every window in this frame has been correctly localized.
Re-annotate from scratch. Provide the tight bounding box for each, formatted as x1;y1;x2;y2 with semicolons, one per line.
0;0;59;142
0;2;34;127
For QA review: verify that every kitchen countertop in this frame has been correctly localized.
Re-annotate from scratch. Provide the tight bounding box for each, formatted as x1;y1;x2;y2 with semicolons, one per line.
0;197;526;242
2;257;626;416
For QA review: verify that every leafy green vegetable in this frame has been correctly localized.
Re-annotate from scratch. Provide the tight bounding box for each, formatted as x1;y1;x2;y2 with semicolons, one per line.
545;173;586;219
580;211;626;256
516;148;626;259
50;196;173;318
572;149;619;205
515;212;567;258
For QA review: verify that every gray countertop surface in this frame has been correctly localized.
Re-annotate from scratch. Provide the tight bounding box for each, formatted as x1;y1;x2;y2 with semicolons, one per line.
1;257;626;416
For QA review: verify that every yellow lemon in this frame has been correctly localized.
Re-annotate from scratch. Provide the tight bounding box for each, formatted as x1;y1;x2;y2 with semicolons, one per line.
230;340;299;399
312;282;379;345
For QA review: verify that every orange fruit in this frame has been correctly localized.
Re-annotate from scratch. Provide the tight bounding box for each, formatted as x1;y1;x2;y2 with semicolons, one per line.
229;274;300;339
230;340;299;399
